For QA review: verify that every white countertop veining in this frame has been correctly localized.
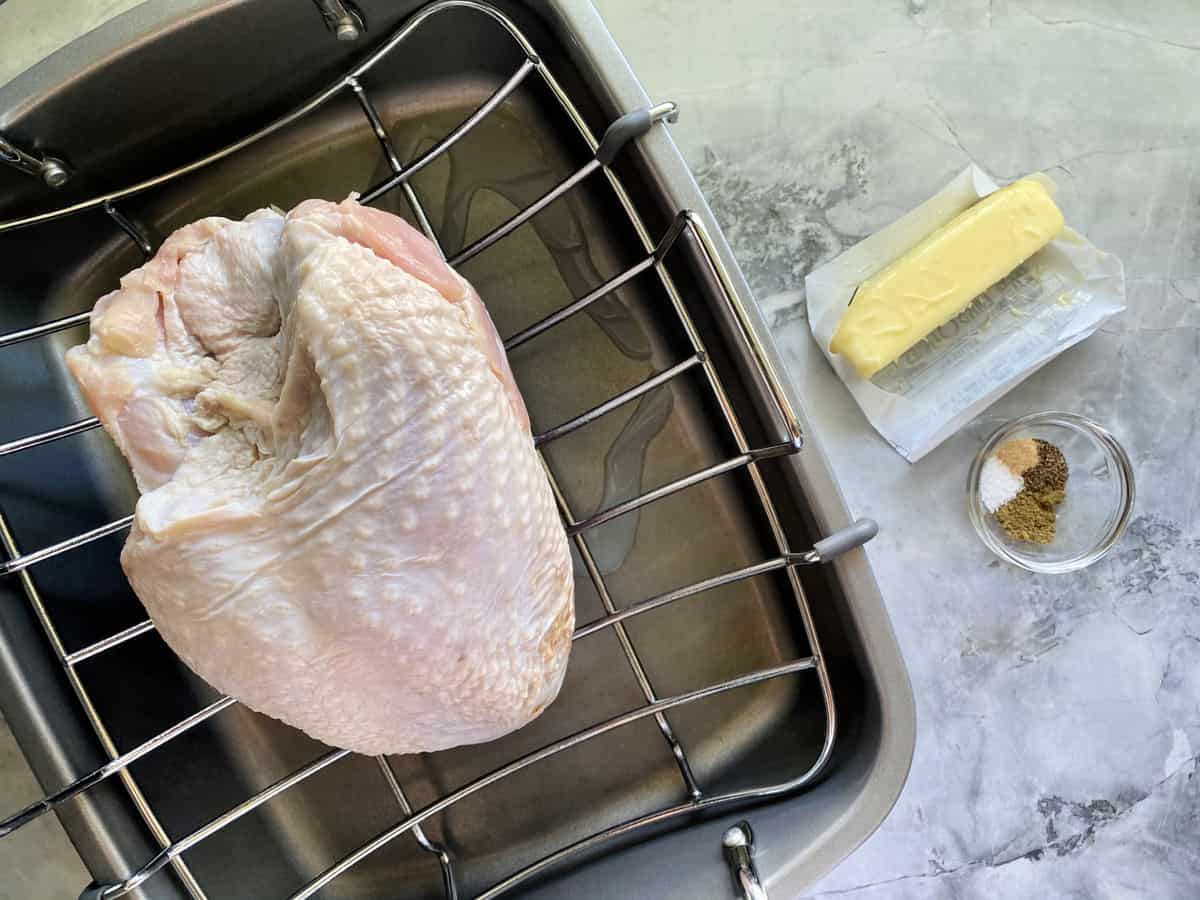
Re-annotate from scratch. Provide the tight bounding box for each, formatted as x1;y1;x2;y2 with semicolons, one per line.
2;1;1198;897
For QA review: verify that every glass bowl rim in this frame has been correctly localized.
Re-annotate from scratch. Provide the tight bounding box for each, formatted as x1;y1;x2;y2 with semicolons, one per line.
967;411;1135;574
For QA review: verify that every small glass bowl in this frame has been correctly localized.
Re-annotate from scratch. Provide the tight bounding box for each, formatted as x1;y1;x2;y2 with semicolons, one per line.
967;412;1135;573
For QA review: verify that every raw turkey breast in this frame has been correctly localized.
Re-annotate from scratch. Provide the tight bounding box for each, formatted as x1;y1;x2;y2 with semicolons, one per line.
66;198;574;755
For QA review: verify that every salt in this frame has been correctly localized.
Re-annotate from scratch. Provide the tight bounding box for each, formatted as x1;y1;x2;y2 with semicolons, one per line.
980;455;1022;512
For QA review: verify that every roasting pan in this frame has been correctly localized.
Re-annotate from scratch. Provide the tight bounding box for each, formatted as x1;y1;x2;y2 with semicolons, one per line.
0;2;914;897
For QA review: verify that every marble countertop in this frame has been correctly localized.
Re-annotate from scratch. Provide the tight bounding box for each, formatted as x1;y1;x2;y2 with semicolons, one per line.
1;1;1197;898
597;0;1200;896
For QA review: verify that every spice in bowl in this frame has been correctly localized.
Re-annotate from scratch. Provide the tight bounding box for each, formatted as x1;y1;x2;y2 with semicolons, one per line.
979;438;1069;544
968;412;1134;573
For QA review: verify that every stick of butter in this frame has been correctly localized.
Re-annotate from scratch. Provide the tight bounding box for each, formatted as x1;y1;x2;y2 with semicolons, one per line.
829;178;1065;378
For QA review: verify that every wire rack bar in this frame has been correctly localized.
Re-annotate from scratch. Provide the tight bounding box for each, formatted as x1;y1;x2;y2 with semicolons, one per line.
358;59;536;206
63;619;156;666
0;695;232;841
449;159;599;266
565;438;801;537
680;210;804;446
376;757;459;900
0;417;100;456
0;697;235;839
0;514;133;577
504;259;650;351
0;311;91;349
0;511;212;899
545;467;704;799
289;659;814;900
349;76;403;172
99;748;353;898
502;209;689;353
447;103;677;268
103;202;152;258
534;355;703;447
573;557;792;640
347;76;439;244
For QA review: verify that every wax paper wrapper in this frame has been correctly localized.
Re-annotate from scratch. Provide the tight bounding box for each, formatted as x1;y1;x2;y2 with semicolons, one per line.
805;165;1125;462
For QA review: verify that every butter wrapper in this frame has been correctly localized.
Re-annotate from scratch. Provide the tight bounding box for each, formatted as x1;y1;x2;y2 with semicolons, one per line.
805;164;1125;462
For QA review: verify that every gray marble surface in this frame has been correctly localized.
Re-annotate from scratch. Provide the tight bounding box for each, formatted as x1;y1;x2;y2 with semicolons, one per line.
599;0;1200;897
1;1;1198;898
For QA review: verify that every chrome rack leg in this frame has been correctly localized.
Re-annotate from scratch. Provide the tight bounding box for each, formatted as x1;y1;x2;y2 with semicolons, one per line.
723;822;768;900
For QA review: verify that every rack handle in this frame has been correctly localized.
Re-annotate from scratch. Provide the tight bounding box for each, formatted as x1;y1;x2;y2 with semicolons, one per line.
723;822;768;900
811;518;878;563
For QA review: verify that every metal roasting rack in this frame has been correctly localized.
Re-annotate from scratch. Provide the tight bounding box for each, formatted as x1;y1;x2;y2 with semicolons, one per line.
0;2;879;897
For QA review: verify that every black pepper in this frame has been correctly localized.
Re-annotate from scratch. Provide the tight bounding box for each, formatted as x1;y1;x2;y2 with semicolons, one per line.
1023;439;1068;494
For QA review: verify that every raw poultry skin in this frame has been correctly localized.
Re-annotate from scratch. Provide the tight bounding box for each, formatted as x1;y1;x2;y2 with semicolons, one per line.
66;198;574;755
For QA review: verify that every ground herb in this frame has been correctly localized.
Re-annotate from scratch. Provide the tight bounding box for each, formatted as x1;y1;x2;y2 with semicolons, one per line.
995;491;1058;544
1032;487;1065;507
